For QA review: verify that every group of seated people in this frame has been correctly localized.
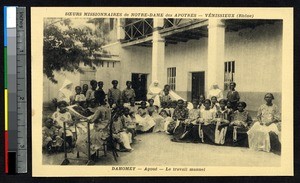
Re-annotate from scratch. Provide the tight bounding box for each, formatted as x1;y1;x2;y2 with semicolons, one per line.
43;79;140;155
43;79;281;159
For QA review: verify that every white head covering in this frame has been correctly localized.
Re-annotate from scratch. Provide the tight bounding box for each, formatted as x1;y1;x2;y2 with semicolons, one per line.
208;83;223;101
59;79;73;91
148;80;162;94
58;79;73;103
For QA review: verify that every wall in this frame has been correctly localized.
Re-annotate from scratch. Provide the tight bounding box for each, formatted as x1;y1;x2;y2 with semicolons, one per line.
165;38;208;100
119;46;152;90
43;61;121;104
224;21;282;111
45;20;283;113
43;71;80;104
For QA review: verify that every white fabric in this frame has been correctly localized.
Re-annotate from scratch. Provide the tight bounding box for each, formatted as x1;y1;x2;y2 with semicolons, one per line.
163;116;173;132
169;90;193;110
247;122;280;152
215;121;227;144
147;80;193;109
147;80;162;106
207;83;223;101
58;79;73;103
135;114;155;132
152;113;165;132
119;131;133;150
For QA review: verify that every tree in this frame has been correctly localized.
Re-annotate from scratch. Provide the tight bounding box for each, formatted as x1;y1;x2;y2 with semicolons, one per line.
43;18;110;83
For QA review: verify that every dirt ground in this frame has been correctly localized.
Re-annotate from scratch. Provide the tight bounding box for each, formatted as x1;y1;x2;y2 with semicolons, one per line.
43;132;280;167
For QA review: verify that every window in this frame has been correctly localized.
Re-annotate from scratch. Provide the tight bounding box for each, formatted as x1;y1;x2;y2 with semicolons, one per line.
167;67;176;91
224;61;235;90
80;69;96;86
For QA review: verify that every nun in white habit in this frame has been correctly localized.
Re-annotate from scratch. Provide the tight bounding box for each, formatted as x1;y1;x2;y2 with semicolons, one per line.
57;79;74;104
207;83;223;101
147;80;162;107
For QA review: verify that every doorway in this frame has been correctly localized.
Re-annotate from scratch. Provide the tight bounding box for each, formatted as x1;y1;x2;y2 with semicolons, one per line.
191;72;205;101
131;73;148;101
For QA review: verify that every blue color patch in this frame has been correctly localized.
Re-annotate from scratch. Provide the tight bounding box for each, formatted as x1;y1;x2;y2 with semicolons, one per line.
4;6;7;46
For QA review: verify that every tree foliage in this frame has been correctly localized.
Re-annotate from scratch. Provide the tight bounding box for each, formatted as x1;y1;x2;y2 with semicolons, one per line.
43;18;110;83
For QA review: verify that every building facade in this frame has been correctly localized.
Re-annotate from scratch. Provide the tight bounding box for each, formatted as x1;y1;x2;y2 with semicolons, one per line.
44;18;282;111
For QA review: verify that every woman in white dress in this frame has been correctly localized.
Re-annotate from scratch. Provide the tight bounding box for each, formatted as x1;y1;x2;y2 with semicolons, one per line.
247;93;281;153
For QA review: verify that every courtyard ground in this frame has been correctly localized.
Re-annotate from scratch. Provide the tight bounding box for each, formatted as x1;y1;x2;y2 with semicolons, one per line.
43;131;280;167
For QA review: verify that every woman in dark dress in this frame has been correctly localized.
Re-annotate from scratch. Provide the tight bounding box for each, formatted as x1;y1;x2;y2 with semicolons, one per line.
170;99;189;142
225;101;252;147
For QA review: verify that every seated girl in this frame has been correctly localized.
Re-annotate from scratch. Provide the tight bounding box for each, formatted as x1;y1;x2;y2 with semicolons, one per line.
199;94;205;106
198;96;205;112
147;99;157;116
166;101;178;134
198;99;217;144
169;100;178;118
42;118;63;153
186;99;201;143
170;99;190;142
247;93;281;153
159;88;172;105
210;96;220;113
72;101;94;117
127;98;138;117
159;101;172;117
214;99;231;145
135;101;156;133
159;109;174;133
76;99;109;157
148;99;165;132
112;110;133;152
121;107;136;140
71;86;86;104
225;101;252;147
51;101;75;148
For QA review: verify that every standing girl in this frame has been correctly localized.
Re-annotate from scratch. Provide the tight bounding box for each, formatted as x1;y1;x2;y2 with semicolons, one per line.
226;82;240;111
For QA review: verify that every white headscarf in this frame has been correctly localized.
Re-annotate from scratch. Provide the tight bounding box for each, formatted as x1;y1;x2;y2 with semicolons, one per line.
58;79;73;103
208;83;223;101
148;80;162;94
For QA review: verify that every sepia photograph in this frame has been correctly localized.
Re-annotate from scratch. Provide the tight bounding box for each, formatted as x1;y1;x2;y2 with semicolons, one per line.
31;7;293;176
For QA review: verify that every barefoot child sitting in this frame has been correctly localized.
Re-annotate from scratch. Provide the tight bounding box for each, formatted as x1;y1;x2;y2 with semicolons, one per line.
42;118;63;153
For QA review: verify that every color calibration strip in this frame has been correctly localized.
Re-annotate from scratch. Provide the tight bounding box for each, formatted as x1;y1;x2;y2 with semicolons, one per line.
4;6;27;174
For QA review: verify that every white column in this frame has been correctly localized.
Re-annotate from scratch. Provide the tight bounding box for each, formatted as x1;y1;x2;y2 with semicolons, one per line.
207;19;225;91
117;18;125;41
151;19;166;84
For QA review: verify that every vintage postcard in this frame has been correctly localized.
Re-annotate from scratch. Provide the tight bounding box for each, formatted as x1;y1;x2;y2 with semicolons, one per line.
31;7;293;176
